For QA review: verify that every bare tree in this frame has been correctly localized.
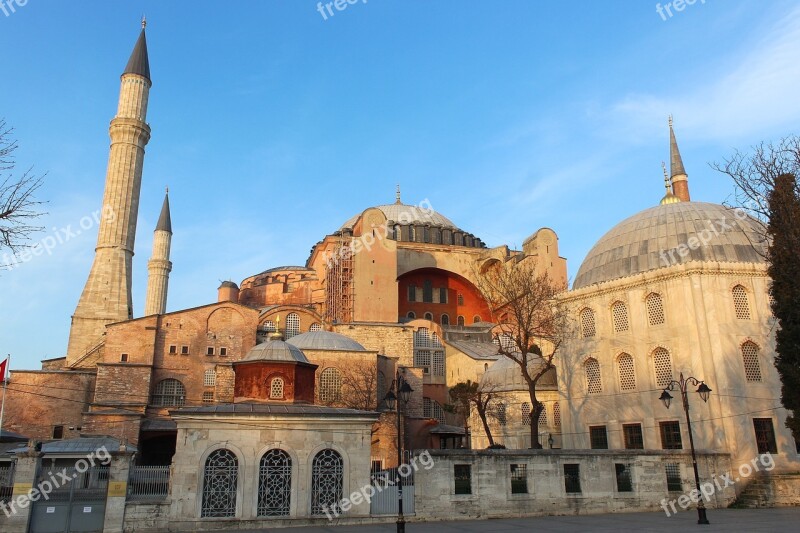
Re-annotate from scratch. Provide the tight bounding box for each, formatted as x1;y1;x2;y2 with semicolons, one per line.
449;379;499;448
0;119;45;266
337;359;379;411
474;258;570;448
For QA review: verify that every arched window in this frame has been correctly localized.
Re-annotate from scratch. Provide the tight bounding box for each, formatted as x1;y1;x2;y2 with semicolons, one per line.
521;402;531;425
270;377;285;399
742;342;763;382
732;285;751;320
151;378;186;407
646;293;665;326
441;314;450;326
585;358;602;393
319;368;342;403
496;402;507;426
580;308;596;337
285;313;300;339
201;449;238;518
204;369;217;387
311;449;343;516
617;353;636;391
423;397;446;423
310;323;322;332
473;315;481;324
553;401;561;428
457;315;465;326
407;311;416;319
484;362;489;371
260;320;276;333
424;312;433;321
457;293;464;306
257;449;291;517
611;301;629;333
538;404;548;429
653;347;674;388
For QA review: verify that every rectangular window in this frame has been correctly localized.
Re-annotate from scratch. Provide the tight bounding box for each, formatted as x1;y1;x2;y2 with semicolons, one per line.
510;464;528;494
439;287;448;304
408;285;416;302
180;345;189;355
564;464;581;494
753;418;778;454
423;280;433;303
52;425;64;439
168;345;177;355
615;463;633;492
219;347;228;357
590;425;608;449
120;353;128;362
202;391;214;403
665;462;682;491
660;421;682;450
623;423;644;449
454;464;471;495
206;347;215;356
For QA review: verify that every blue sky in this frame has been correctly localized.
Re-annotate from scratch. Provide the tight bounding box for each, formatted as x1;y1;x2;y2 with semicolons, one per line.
1;0;799;370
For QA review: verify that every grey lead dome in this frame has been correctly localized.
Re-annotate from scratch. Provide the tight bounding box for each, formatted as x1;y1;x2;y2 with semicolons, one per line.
573;202;767;290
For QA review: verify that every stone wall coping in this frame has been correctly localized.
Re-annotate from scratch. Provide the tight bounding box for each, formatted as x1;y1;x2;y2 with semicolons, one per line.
418;449;732;458
10;369;96;375
96;362;153;368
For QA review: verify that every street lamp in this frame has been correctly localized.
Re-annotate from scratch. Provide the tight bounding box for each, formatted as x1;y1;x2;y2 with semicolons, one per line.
660;372;712;525
383;370;414;533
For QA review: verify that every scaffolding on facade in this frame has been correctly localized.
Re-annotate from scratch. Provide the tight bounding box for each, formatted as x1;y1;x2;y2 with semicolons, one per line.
324;238;354;324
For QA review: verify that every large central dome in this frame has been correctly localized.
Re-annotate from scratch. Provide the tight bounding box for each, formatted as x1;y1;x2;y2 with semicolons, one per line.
573;202;767;289
339;203;459;232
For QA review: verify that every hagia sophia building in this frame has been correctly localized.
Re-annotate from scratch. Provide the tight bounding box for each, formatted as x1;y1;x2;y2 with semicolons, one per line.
3;22;798;479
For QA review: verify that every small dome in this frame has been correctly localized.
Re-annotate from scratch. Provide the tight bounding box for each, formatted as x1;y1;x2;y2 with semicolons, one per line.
481;356;556;393
243;339;309;363
287;331;366;351
219;281;239;289
339;203;459;231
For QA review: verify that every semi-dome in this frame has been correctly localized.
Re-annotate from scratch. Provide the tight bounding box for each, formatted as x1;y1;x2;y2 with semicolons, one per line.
243;339;310;363
339;203;459;232
481;356;557;393
573;202;767;290
287;331;366;352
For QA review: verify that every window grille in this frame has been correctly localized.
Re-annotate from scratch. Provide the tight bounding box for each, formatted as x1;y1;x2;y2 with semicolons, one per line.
732;285;751;319
653;348;673;388
457;316;465;326
310;323;322;332
553;401;561;428
510;464;528;494
618;353;636;391
201;449;238;517
151;379;186;407
538;404;548;429
646;293;665;325
257;449;291;517
261;320;276;333
585;358;602;393
270;377;285;399
439;287;448;304
432;346;445;377
202;391;214;403
496;402;507;426
564;464;581;493
521;402;531;425
285;313;300;339
441;314;450;326
319;368;342;403
454;464;471;495
204;369;216;387
457;294;464;306
590;426;608;449
615;463;633;492
580;308;596;337
623;423;644;449
753;418;778;454
665;463;682;491
612;301;629;333
742;342;762;382
311;450;343;516
660;421;682;450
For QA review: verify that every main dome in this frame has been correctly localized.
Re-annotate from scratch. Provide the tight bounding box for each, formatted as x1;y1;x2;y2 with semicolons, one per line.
339;203;459;231
573;202;767;289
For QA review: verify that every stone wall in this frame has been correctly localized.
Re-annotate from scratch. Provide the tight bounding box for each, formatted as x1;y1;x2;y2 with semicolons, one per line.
413;449;736;521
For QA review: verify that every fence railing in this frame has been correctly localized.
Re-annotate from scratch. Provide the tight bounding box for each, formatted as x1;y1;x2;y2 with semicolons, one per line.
0;462;14;503
128;465;170;501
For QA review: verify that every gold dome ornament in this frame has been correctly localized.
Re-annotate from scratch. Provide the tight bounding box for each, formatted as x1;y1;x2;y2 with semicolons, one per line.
660;161;681;205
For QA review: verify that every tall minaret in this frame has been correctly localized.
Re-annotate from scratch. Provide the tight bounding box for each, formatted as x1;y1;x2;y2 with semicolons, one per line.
669;116;691;202
144;191;172;316
67;21;152;364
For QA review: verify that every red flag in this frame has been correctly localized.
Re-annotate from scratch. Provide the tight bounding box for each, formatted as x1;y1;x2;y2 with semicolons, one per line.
0;358;7;382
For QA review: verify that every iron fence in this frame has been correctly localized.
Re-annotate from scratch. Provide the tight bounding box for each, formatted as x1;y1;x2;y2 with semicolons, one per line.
0;462;14;503
128;465;170;500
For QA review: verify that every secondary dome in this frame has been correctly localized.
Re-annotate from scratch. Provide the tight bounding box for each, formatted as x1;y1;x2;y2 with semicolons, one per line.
243;339;310;363
573;202;767;289
339;203;459;231
286;331;366;351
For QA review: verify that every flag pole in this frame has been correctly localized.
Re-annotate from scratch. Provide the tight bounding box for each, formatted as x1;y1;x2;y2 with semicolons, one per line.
0;354;9;440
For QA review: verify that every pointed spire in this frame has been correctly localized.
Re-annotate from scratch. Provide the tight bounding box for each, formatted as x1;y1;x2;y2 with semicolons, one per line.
669;115;686;178
123;21;150;81
395;184;402;204
156;190;172;233
660;161;680;205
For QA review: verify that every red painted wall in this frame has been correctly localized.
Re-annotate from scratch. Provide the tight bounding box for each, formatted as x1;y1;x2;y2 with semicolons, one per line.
398;268;490;325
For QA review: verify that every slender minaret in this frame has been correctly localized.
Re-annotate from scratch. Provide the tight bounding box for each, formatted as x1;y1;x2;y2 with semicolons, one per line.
669;116;691;202
67;21;152;363
144;191;172;316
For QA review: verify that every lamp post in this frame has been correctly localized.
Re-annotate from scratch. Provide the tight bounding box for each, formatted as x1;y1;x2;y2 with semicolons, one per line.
659;372;712;525
384;371;413;533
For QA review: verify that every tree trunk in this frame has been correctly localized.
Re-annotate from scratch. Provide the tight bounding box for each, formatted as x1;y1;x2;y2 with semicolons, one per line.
529;390;543;449
476;403;495;447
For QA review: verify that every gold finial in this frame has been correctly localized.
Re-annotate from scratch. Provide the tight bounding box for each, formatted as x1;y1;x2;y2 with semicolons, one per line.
165;186;169;195
395;184;401;204
142;15;147;29
661;161;670;192
660;161;681;205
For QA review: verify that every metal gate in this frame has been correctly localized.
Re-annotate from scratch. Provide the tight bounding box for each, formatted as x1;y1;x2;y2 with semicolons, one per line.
369;452;415;516
29;460;109;533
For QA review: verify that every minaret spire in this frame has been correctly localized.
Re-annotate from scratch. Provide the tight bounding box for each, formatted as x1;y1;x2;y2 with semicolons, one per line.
660;161;680;205
145;190;173;316
669;115;690;202
67;24;153;364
